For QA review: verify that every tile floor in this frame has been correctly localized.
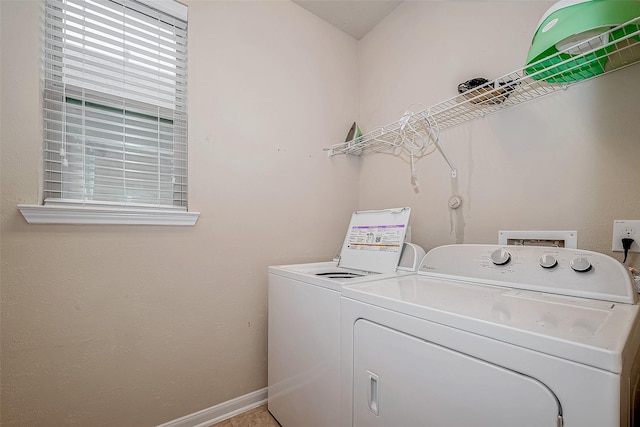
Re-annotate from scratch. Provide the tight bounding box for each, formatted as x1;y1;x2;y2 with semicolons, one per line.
208;404;280;427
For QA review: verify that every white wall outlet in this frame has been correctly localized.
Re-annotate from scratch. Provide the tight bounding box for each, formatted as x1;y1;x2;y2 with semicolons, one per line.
612;220;640;252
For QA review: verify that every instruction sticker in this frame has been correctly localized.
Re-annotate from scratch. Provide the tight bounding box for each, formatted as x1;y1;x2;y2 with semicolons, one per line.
347;224;405;252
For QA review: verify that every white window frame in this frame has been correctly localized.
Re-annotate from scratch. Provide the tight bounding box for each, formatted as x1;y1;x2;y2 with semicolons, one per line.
19;0;198;226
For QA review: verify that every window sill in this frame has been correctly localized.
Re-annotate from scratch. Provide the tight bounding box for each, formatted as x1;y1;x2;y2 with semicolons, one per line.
18;203;199;226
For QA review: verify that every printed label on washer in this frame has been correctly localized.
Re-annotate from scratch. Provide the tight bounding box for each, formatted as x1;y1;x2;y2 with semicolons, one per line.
348;224;405;252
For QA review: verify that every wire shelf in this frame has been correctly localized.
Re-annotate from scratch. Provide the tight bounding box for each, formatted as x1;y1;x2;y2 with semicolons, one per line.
327;16;640;157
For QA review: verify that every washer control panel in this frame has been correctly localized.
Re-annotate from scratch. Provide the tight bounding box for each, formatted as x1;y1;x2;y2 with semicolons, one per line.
419;244;636;304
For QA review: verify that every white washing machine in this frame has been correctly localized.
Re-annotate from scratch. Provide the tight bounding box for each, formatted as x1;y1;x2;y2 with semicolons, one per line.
340;244;640;427
268;208;425;427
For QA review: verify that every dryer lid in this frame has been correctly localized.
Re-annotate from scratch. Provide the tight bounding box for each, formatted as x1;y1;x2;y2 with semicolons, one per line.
338;208;411;274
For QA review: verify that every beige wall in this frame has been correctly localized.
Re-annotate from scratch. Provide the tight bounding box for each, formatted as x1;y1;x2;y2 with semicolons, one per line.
0;0;359;425
358;1;640;261
3;0;640;425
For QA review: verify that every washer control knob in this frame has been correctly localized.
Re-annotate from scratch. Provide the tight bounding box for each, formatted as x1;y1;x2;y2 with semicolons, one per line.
539;254;558;269
490;249;511;266
570;256;592;273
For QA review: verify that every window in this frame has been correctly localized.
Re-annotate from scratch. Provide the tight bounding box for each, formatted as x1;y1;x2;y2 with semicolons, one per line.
20;0;198;225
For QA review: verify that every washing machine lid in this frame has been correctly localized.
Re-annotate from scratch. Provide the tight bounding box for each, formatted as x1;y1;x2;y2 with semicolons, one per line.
337;208;411;274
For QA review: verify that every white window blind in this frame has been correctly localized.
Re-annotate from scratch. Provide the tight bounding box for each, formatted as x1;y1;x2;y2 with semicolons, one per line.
43;0;188;208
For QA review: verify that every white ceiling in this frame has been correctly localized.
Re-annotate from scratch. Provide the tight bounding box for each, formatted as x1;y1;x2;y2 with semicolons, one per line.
292;0;403;40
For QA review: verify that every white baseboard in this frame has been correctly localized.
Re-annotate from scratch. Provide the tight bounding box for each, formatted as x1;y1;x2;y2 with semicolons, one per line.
157;387;268;427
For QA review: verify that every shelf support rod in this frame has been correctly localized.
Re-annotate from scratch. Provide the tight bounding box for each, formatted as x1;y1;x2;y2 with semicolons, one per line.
423;113;457;178
433;137;457;178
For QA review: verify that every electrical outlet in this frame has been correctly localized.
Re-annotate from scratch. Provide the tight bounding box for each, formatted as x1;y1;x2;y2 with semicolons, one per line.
612;220;640;252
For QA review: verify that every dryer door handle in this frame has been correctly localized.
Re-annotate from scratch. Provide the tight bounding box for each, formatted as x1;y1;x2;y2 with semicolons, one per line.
367;370;379;416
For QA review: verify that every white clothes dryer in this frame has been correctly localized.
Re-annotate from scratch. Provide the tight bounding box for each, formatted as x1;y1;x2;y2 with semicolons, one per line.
340;244;640;427
268;208;425;427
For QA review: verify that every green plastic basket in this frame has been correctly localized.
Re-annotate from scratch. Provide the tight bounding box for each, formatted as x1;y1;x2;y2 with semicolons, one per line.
526;0;640;84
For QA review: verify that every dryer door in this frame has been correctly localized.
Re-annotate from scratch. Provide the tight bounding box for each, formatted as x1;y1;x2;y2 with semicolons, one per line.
353;320;562;427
